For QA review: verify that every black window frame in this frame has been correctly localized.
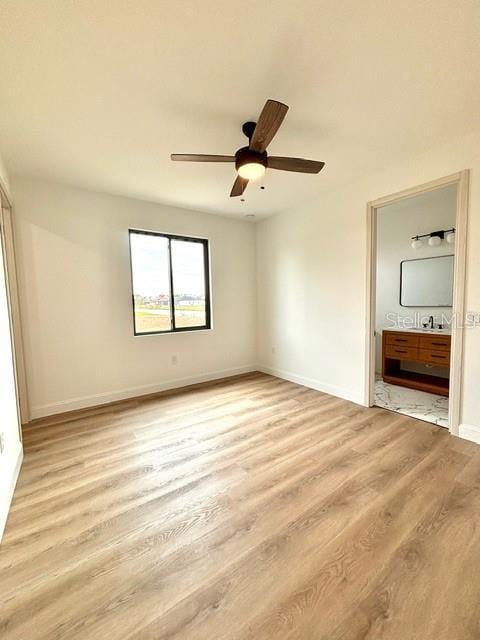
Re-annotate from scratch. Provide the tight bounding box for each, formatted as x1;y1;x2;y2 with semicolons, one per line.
128;229;211;336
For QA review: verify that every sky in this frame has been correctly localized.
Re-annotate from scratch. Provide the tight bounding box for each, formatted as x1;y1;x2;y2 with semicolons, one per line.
130;233;206;297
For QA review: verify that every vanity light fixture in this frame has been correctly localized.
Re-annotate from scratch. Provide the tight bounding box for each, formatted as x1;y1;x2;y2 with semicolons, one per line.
411;236;424;249
411;228;455;249
446;230;456;244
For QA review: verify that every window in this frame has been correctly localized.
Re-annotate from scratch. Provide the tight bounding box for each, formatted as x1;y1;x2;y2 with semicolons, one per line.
129;230;211;335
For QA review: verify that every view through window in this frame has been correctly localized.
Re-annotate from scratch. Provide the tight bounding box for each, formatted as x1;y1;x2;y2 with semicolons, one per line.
129;230;210;334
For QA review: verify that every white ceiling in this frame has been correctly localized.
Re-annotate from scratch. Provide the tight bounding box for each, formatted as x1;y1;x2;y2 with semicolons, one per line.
0;0;479;219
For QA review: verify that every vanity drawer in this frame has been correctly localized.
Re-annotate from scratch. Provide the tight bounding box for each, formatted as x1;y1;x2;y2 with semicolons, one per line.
419;335;451;351
384;333;419;348
385;344;418;360
419;348;451;366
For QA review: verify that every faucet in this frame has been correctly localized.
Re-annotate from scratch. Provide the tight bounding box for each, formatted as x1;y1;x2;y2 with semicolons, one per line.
429;315;434;329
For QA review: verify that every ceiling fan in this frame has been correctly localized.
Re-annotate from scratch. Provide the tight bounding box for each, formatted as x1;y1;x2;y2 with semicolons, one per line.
171;99;325;197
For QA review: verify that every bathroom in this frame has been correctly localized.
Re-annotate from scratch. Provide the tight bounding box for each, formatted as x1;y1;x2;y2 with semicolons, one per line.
374;184;457;427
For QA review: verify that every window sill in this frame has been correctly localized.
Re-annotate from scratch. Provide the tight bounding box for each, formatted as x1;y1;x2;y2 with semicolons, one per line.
133;326;213;337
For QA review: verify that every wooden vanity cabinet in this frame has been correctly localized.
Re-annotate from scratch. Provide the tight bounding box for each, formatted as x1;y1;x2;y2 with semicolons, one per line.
382;330;451;396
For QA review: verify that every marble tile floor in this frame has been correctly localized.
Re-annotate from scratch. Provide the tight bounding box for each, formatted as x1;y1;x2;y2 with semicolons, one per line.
375;376;449;428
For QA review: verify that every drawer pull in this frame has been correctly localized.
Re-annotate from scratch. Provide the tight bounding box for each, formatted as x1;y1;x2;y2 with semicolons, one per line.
395;350;408;354
395;339;408;343
431;354;445;359
432;342;447;347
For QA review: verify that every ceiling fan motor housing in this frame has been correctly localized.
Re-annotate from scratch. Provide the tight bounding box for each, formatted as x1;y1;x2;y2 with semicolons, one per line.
235;146;267;172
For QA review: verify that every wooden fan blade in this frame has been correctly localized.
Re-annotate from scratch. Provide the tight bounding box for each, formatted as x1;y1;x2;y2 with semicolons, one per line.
268;156;325;174
230;175;248;197
249;100;289;153
171;154;235;162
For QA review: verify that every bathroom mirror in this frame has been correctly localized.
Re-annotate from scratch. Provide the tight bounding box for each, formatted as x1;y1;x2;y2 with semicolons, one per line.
400;255;454;307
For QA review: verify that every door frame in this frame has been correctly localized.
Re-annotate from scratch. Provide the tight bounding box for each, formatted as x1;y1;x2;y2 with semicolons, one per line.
0;182;29;428
365;170;469;435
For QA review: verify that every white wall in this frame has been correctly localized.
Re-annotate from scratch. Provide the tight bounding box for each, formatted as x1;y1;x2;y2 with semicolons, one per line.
0;154;22;540
12;177;257;418
375;185;456;373
257;128;480;435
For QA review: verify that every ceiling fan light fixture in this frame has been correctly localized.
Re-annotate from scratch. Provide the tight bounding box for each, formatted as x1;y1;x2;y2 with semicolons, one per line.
171;99;324;197
238;162;266;180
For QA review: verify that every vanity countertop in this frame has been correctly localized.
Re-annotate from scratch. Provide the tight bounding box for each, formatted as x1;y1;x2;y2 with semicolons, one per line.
382;327;452;336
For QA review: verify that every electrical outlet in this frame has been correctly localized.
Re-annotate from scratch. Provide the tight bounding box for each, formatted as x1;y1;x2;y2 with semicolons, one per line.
271;347;276;355
171;355;178;365
0;433;5;455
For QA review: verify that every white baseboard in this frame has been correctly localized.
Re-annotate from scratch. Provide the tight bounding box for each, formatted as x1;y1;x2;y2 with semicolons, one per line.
458;423;480;445
258;365;364;405
0;444;23;542
30;365;258;419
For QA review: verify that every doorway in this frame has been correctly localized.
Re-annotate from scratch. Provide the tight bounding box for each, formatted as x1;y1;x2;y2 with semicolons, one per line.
365;171;469;435
0;190;24;537
0;188;29;426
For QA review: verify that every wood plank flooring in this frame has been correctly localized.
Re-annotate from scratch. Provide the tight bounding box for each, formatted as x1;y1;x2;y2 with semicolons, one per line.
1;372;480;639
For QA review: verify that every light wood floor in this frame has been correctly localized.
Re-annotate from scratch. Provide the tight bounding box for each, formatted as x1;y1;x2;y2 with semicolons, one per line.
2;372;480;639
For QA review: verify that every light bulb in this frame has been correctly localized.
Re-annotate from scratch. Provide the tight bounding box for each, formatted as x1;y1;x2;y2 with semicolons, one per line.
238;162;266;180
411;238;424;249
428;235;442;247
446;231;455;244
